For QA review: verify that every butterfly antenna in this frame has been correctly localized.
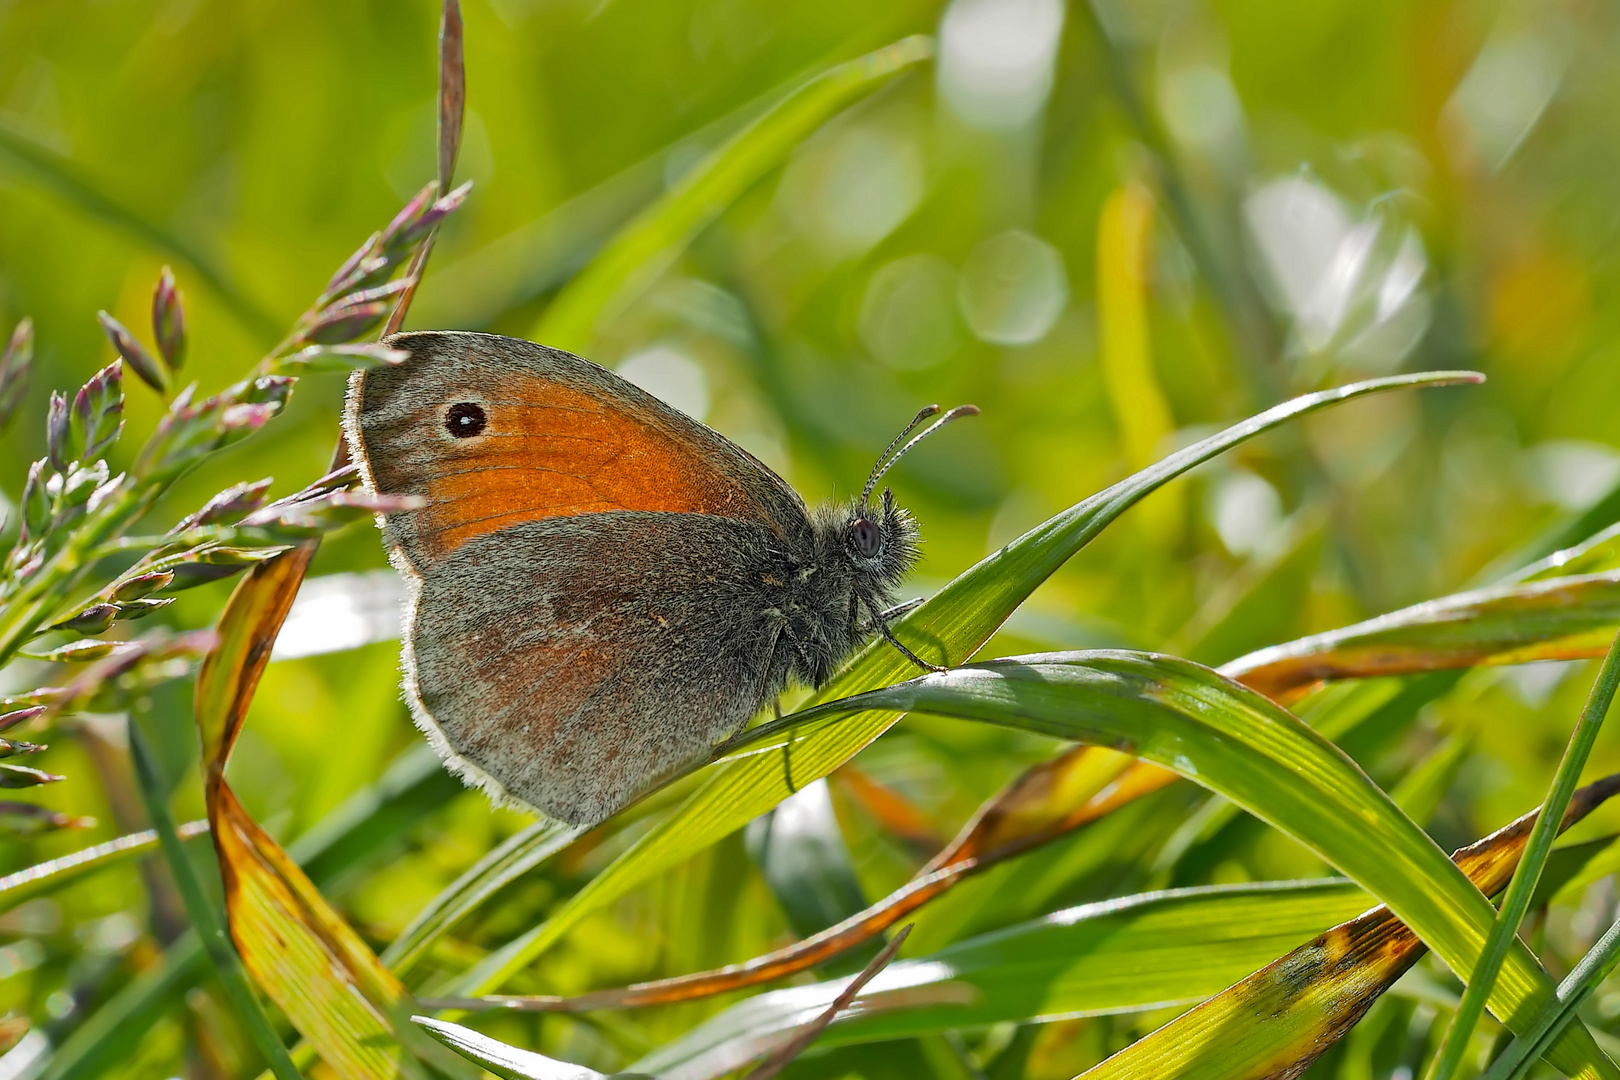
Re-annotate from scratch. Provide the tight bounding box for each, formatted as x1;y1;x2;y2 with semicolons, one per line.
861;404;980;508
861;405;940;510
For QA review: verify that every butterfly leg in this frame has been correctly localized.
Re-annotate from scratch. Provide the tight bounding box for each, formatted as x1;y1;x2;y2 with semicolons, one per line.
878;597;926;622
864;598;947;674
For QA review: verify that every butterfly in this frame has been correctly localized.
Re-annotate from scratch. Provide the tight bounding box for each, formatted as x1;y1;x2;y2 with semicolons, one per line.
343;330;974;825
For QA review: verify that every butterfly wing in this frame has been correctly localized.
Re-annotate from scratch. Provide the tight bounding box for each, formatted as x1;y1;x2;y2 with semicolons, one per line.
344;330;809;573
407;512;789;825
343;331;809;825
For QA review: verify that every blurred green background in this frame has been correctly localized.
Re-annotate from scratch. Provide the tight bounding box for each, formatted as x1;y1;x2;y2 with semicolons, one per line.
3;0;1620;1075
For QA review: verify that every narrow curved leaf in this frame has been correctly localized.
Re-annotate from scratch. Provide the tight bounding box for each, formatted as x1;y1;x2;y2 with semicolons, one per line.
635;880;1367;1076
533;36;934;351
445;371;1482;999
381;818;584;978
0;819;207;913
128;720;303;1080
1486;912;1620;1080
42;748;458;1080
413;1017;633;1079
1430;629;1620;1080
728;651;1617;1076
212;783;431;1080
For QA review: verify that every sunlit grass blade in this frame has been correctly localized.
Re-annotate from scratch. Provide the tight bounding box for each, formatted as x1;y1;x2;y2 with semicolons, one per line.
0;124;281;341
425;929;916;1080
1075;772;1620;1080
1221;571;1620;700
635;779;1620;1076
728;651;1617;1076
214;782;479;1080
532;35;933;351
127;719;303;1080
198;549;475;1079
442;370;1481;999
1428;628;1620;1080
0;819;207;912
1485;913;1620;1080
740;924;911;1080
412;1017;633;1079
381;818;585;978
540;669;1456;1010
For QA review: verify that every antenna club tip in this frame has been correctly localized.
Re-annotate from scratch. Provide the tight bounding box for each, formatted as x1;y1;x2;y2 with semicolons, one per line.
951;404;981;417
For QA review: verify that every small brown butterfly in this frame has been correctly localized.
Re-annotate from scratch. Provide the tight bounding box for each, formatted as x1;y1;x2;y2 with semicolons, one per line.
343;330;974;825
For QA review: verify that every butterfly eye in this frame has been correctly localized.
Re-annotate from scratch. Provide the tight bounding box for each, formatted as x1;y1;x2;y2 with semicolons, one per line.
445;402;487;439
850;517;882;558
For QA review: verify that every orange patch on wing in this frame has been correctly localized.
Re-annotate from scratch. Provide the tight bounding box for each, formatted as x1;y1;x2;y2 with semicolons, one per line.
386;378;760;561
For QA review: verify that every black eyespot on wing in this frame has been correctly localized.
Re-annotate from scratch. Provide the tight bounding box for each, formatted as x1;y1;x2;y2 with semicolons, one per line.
445;402;487;438
851;517;881;558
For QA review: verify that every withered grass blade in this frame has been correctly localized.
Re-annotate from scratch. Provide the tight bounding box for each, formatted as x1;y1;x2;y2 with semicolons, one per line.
1222;571;1620;701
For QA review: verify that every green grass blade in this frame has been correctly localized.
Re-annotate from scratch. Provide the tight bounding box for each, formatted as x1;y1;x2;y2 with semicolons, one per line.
745;779;872;943
444;370;1481;999
127;718;303;1080
531;36;933;351
1428;628;1620;1080
633;880;1370;1074
0;125;281;341
0;820;207;913
1075;776;1620;1080
381;819;584;977
1486;914;1620;1080
733;651;1616;1077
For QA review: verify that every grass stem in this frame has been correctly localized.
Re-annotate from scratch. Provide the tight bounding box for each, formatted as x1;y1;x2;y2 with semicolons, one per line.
1427;628;1620;1080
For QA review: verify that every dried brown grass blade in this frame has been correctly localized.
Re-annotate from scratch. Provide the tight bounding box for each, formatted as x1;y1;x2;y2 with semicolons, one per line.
194;544;315;765
741;924;912;1080
1221;572;1620;702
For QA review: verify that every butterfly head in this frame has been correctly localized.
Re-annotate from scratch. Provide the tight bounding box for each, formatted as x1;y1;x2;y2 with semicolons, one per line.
834;403;979;593
834;485;917;592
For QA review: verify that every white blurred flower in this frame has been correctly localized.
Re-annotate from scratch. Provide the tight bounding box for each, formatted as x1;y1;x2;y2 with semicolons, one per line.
938;0;1065;131
1245;176;1431;369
